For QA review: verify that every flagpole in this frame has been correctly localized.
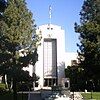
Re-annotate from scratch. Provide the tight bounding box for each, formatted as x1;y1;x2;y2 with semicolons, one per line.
49;5;52;25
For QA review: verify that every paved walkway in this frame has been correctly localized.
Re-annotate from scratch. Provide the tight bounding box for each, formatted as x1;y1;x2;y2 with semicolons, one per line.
28;92;42;100
26;91;83;100
70;92;83;100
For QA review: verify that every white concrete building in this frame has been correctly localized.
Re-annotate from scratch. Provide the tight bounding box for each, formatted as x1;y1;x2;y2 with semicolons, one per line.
18;23;78;90
65;52;78;67
35;24;66;89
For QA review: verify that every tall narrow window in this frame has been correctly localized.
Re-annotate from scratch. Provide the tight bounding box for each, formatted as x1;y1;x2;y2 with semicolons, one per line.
43;39;57;86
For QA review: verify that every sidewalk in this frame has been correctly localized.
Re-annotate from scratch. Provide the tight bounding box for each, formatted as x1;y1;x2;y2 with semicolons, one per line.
70;92;83;100
26;91;84;100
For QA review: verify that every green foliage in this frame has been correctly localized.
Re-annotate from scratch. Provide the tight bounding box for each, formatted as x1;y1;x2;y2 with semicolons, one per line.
0;83;6;91
0;0;39;80
0;0;40;100
3;0;37;48
74;0;100;91
65;66;85;91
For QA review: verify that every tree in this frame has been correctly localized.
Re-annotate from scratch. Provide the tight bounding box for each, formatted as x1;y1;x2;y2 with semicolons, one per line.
65;65;85;91
0;0;40;99
0;0;7;13
75;0;100;91
0;0;7;21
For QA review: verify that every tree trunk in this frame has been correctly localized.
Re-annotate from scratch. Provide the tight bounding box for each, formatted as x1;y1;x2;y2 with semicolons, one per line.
13;78;17;100
2;74;5;83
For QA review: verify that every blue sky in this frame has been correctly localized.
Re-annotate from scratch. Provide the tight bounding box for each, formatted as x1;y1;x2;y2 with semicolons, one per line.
26;0;84;52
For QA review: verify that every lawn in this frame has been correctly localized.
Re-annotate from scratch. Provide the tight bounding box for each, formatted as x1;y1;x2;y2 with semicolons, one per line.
81;92;100;100
0;92;28;100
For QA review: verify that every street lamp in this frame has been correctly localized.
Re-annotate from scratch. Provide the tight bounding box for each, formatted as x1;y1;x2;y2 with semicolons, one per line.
90;80;93;99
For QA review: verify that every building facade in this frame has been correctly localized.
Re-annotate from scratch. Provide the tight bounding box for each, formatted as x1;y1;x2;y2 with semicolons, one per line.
35;24;65;89
65;52;78;67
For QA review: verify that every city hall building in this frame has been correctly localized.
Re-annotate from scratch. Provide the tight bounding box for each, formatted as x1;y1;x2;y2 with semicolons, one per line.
34;24;66;89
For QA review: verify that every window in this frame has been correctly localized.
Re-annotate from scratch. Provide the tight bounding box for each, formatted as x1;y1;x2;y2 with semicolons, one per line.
43;39;57;87
43;39;57;78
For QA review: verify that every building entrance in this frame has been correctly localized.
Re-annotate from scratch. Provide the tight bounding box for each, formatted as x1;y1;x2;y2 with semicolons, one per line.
44;78;57;87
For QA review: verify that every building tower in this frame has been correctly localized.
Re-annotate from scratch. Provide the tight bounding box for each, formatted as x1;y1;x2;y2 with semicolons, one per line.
35;6;65;90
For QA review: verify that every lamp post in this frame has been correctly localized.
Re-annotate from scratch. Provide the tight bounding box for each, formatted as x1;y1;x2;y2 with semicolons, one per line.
90;80;93;99
73;90;74;100
72;69;74;100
